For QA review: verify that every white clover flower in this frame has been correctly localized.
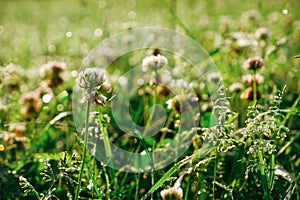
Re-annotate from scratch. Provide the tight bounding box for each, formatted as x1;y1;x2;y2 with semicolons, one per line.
76;68;111;105
76;68;108;90
207;72;222;82
229;82;244;93
142;54;168;72
255;27;269;40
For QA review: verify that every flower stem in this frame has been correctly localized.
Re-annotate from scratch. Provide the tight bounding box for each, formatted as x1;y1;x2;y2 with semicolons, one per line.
75;101;91;200
253;70;257;104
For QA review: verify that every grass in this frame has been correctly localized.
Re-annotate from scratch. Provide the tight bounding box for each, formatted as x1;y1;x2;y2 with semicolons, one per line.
1;0;300;199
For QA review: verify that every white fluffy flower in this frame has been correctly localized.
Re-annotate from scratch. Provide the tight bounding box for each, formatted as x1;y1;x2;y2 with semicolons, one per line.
76;68;108;90
76;68;111;105
142;54;168;72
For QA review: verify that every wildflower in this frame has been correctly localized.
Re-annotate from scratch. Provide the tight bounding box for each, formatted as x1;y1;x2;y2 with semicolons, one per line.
242;74;264;85
2;123;27;149
206;72;222;83
229;82;244;93
160;186;183;200
240;86;262;101
76;68;111;105
142;54;168;72
40;61;67;88
19;91;42;120
243;56;264;71
255;27;269;40
160;176;184;200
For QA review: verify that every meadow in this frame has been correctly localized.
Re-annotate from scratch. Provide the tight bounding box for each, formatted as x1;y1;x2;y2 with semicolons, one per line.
0;0;299;199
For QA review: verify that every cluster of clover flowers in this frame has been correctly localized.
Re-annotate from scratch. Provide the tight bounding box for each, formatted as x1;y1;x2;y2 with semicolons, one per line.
75;52;184;200
240;56;265;102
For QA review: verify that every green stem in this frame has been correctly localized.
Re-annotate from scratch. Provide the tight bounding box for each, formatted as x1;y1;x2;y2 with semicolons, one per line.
213;153;218;200
253;70;257;104
269;153;275;191
99;114;113;164
258;150;270;200
75;101;91;200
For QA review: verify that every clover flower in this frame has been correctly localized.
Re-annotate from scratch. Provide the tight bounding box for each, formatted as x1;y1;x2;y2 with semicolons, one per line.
76;68;111;105
243;56;264;71
242;74;264;85
240;86;262;101
19;91;42;120
3;123;27;149
255;27;269;40
160;186;183;200
142;54;168;72
229;82;244;93
40;61;67;88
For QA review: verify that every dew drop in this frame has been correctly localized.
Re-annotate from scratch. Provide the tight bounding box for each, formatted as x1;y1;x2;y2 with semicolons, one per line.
66;31;72;38
42;94;52;103
282;9;288;15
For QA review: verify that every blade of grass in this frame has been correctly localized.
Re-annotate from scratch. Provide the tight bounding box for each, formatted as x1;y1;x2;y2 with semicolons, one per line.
85;163;102;199
269;153;275;191
281;94;300;126
277;132;300;157
140;155;191;200
258;150;270;200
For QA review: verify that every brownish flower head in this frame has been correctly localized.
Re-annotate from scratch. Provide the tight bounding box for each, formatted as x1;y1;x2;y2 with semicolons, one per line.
19;91;42;120
3;123;27;148
243;56;264;70
160;187;183;200
240;86;262;101
40;61;67;88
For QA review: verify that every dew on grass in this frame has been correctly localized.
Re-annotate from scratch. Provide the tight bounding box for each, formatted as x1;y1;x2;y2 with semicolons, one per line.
48;44;56;53
66;31;72;38
57;104;64;111
282;9;288;15
94;28;103;37
137;78;144;85
128;11;136;19
42;94;52;103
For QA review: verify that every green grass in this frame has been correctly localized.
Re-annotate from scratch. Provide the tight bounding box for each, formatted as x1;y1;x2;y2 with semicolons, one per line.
1;0;300;199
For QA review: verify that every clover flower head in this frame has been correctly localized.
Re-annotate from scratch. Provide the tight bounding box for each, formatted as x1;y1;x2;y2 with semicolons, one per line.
255;27;269;40
41;61;66;77
142;54;168;72
40;61;67;88
160;186;183;200
76;68;111;105
229;82;244;93
76;68;108;91
242;74;264;85
19;91;42;120
240;86;262;101
243;56;264;70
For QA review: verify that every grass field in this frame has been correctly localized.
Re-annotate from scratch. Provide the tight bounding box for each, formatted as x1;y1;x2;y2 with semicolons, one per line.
0;0;300;199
